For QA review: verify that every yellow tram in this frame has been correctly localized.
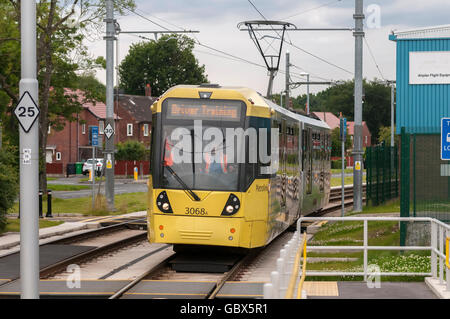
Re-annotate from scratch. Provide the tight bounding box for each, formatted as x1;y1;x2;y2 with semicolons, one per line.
147;84;330;251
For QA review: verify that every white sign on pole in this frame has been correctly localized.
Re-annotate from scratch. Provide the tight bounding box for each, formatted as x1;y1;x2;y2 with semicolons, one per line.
409;51;450;84
13;91;40;133
104;123;114;139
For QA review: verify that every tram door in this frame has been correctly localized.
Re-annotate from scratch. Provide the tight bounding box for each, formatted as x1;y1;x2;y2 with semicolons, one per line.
305;127;312;194
280;119;287;213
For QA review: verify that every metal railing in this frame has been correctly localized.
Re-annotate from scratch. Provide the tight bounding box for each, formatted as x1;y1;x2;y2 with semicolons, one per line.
263;232;308;299
297;216;450;290
263;216;450;299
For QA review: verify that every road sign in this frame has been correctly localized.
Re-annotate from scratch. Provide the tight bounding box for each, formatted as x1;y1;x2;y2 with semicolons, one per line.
14;91;40;133
441;118;450;160
340;117;347;141
90;126;99;146
104;123;114;139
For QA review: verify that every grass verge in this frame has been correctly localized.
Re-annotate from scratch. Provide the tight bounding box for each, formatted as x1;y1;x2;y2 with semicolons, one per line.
1;219;64;235
305;218;430;281
8;192;147;217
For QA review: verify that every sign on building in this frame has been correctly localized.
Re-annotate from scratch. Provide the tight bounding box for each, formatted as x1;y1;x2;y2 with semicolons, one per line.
410;51;450;85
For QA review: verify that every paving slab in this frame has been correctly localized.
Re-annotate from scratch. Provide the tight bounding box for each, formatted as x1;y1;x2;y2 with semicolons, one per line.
308;281;437;299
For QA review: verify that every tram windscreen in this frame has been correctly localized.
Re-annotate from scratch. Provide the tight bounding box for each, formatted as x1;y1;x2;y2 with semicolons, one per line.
160;98;246;192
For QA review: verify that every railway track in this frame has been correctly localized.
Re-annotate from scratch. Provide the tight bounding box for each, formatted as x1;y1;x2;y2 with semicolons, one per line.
0;185;362;299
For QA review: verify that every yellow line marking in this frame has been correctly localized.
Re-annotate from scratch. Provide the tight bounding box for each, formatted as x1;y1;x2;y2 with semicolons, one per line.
141;280;216;283
124;292;207;296
81;216;112;223
39;279;131;282
0;292;115;295
224;281;268;284
216;294;264;297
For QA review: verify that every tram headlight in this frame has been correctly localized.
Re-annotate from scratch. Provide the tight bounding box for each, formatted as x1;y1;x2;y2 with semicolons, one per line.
221;194;240;216
156;191;173;214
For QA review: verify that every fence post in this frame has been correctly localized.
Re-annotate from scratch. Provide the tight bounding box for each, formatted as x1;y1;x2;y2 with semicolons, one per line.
46;189;53;218
270;271;280;298
400;127;410;247
439;226;444;284
431;222;437;278
263;283;273;299
363;219;368;281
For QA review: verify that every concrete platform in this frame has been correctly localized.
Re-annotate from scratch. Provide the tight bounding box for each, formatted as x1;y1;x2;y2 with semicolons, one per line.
307;281;437;299
0;244;95;280
216;282;264;298
0;211;147;254
0;280;131;298
121;280;217;299
425;277;450;299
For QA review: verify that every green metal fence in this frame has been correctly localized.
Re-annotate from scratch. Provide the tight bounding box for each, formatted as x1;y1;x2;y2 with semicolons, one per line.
365;144;399;206
400;127;450;223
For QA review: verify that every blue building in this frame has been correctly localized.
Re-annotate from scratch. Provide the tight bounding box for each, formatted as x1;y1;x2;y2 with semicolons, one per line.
390;25;450;222
390;25;450;134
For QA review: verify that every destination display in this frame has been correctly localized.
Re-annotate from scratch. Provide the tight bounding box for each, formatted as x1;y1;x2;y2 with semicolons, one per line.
166;99;242;121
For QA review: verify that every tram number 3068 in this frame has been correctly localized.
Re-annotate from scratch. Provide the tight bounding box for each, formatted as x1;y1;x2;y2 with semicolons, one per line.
185;207;208;215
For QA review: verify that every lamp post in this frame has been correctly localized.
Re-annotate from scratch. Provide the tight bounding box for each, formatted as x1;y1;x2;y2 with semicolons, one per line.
299;72;310;115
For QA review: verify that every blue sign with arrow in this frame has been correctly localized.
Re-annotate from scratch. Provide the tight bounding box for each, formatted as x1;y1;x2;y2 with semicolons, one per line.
441;118;450;160
91;126;99;147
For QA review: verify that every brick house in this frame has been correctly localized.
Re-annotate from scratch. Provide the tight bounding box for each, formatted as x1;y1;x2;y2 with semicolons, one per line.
46;89;121;168
115;93;156;149
312;111;372;147
46;89;155;172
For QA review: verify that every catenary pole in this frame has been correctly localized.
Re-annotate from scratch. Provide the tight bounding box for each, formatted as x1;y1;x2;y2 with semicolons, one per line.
353;0;364;212
285;51;290;109
105;0;115;210
19;0;40;299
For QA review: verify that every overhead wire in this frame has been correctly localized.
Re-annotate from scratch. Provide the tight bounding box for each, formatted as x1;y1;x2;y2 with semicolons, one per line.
363;36;386;81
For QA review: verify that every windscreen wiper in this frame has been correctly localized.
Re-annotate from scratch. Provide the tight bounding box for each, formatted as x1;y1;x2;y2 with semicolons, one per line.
164;164;201;201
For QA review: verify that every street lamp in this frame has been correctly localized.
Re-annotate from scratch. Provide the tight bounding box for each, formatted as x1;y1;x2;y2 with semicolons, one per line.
299;72;310;115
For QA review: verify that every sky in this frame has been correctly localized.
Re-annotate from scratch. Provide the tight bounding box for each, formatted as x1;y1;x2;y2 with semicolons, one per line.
87;0;450;98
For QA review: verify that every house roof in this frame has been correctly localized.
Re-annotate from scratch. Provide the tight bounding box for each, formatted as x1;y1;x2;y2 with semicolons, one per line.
312;112;340;130
347;121;371;136
64;89;120;120
116;95;156;123
390;24;450;40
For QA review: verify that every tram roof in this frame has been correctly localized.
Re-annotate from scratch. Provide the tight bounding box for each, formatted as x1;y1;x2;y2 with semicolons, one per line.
168;85;329;130
263;98;330;130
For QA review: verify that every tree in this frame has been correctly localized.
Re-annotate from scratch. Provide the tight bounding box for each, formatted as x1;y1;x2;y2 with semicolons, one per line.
119;35;208;96
0;0;135;193
294;79;392;144
116;141;147;161
330;127;352;157
377;125;399;147
0;145;19;231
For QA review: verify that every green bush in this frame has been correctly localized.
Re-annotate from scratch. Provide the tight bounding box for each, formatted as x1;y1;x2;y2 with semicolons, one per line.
331;159;343;169
115;140;147;161
0;146;19;231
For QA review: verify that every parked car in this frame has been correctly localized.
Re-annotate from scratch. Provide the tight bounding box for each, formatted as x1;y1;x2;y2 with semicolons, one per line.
82;158;103;176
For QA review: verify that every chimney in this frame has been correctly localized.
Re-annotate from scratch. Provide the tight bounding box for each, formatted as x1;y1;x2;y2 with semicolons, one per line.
145;83;151;97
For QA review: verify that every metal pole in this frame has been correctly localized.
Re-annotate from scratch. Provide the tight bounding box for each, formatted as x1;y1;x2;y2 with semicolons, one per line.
19;0;39;299
342;137;345;217
105;0;115;210
92;147;95;209
353;0;364;212
390;83;395;147
306;74;310;115
267;70;275;98
285;52;290;109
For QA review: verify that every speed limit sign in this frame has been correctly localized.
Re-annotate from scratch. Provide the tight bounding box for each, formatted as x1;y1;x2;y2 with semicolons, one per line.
13;91;40;133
